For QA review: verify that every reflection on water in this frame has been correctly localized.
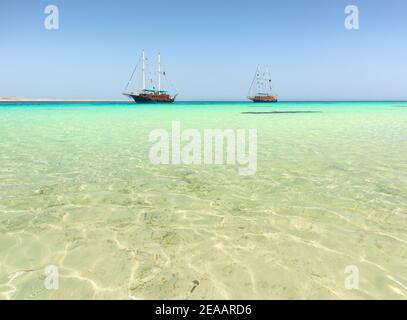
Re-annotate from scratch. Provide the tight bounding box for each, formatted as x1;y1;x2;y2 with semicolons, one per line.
242;111;321;114
0;102;406;299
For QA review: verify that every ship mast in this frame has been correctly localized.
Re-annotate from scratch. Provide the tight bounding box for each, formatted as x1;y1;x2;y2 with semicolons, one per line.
248;65;259;97
142;50;146;91
158;52;161;92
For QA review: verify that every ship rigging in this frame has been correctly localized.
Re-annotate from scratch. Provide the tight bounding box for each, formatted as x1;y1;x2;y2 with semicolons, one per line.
123;50;177;103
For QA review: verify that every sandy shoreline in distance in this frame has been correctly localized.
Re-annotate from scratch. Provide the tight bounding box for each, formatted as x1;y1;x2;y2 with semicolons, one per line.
0;97;128;102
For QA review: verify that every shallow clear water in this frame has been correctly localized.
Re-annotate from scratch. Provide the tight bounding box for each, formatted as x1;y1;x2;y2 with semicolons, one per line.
0;101;406;299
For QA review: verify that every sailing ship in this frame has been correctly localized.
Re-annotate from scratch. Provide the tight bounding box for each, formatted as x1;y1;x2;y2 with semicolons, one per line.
123;50;177;103
248;66;278;103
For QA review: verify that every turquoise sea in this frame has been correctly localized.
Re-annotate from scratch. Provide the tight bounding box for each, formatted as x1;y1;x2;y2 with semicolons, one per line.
0;101;406;299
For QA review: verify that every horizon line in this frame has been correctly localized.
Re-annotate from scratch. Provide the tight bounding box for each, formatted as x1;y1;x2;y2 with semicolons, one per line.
1;98;407;103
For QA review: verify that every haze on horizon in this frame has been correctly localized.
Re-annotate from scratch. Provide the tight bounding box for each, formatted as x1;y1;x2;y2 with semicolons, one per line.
1;0;407;101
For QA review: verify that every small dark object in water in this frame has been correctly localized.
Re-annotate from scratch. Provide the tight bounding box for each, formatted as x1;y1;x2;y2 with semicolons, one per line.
190;280;200;293
242;111;321;114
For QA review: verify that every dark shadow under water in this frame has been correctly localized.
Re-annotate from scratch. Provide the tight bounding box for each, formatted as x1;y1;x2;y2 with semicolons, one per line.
242;111;322;114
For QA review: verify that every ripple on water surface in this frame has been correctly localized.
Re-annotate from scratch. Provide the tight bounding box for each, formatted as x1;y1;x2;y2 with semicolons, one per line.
0;102;406;299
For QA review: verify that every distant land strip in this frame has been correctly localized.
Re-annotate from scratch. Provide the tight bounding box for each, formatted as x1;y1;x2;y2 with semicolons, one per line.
0;97;128;102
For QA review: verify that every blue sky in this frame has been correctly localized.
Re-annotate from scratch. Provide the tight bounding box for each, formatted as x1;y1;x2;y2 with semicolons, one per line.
1;0;406;100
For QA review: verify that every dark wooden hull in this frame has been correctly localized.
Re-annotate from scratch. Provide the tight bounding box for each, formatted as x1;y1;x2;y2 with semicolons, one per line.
249;96;278;103
126;93;176;104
